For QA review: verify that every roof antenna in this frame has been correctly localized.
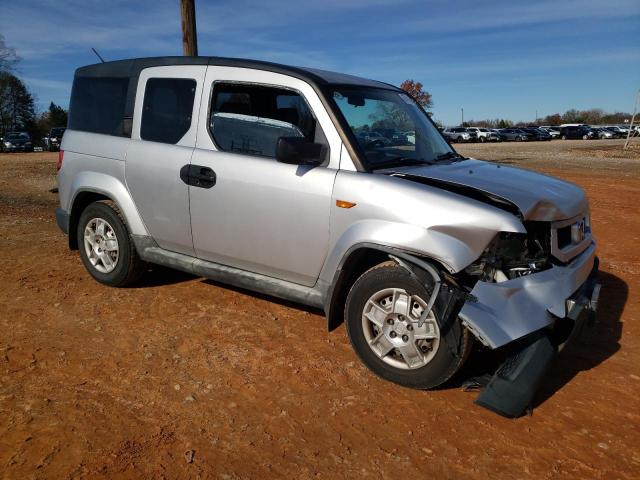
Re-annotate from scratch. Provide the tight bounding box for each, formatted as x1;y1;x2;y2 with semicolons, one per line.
91;47;106;63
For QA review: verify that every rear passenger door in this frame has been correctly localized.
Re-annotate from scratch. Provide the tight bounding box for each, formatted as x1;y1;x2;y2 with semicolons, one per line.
125;66;206;255
189;66;343;287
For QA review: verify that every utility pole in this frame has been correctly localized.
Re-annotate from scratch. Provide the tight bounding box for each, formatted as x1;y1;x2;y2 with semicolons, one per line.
624;89;639;150
535;110;538;124
461;108;464;126
180;0;198;56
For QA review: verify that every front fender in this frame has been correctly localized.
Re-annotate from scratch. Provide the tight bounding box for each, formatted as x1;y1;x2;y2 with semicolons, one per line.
69;171;149;236
320;171;525;284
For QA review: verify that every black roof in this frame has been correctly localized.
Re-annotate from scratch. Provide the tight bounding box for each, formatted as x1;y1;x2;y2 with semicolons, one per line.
74;56;399;91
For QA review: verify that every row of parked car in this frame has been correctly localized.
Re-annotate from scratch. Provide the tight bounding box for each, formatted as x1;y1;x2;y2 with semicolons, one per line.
0;127;66;153
442;124;639;143
3;122;637;153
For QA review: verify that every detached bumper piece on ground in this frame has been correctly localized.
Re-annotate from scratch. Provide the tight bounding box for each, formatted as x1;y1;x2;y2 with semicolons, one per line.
474;261;601;418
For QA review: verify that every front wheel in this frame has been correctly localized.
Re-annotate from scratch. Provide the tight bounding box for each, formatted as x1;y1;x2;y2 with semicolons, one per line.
345;263;472;389
77;201;147;287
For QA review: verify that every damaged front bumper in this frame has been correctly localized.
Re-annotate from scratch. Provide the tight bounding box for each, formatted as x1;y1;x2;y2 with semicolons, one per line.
465;246;600;418
459;241;598;349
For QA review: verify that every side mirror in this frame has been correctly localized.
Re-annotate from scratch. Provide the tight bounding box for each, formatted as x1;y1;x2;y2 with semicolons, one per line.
276;137;325;166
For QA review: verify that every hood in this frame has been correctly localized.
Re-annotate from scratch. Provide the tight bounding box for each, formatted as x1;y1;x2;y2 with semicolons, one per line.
382;159;587;221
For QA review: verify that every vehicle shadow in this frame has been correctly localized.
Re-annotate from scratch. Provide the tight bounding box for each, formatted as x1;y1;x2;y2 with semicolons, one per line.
533;271;626;407
130;265;197;288
201;278;324;316
449;271;627;406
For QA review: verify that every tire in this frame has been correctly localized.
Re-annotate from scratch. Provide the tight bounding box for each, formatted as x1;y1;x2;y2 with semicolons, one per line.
77;201;147;287
345;263;472;390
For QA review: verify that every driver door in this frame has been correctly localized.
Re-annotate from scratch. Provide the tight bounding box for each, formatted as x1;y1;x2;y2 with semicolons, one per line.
188;67;343;287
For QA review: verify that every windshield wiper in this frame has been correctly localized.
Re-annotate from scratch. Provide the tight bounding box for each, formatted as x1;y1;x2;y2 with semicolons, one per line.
435;151;465;162
369;157;434;170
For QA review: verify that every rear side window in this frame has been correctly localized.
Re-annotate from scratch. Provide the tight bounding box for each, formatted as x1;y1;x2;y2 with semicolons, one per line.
68;77;129;136
209;83;321;158
140;78;196;144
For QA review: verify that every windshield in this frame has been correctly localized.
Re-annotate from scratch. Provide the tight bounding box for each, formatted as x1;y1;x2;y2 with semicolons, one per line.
332;87;456;170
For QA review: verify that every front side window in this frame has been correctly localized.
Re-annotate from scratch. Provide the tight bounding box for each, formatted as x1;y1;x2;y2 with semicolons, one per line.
209;83;322;158
140;78;196;144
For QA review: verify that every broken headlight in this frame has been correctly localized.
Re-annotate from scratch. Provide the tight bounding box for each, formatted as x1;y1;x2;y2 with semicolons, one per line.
466;222;552;282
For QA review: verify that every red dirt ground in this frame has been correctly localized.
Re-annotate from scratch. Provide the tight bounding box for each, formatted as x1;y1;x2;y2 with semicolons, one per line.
1;140;639;479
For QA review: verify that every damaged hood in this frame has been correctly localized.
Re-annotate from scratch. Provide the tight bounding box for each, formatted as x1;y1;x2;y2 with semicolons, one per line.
383;159;587;221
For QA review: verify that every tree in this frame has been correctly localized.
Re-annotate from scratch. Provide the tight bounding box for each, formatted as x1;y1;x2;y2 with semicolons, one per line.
540;113;562;126
399;80;433;110
48;102;68;127
0;71;36;134
0;34;20;72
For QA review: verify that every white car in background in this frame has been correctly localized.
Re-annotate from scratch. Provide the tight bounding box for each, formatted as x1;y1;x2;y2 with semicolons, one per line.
466;127;492;142
443;127;472;142
539;127;560;138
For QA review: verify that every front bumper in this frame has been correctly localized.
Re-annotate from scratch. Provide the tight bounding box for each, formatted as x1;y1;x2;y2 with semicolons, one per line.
460;242;598;349
558;261;600;348
473;262;600;418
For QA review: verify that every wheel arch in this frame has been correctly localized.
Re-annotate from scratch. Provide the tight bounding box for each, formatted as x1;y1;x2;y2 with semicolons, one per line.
68;182;148;251
68;191;112;249
324;243;451;332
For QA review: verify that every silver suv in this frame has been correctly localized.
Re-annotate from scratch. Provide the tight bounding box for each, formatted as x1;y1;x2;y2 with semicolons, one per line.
56;57;600;414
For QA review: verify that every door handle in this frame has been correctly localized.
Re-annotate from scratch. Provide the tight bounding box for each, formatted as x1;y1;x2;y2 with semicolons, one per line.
180;164;216;188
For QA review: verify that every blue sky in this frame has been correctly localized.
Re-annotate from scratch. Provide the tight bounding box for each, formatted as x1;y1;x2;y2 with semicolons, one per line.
1;0;639;125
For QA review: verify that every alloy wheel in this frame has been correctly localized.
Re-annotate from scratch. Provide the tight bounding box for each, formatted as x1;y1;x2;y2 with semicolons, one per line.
361;288;440;370
83;217;119;273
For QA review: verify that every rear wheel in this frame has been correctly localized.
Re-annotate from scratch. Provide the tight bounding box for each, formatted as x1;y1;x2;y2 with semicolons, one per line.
77;201;146;287
345;263;472;389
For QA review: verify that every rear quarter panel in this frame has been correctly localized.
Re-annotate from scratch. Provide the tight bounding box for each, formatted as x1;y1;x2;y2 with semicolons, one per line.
58;130;149;236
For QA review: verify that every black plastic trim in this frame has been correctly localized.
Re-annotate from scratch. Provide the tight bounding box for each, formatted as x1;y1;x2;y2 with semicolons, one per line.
55;208;70;235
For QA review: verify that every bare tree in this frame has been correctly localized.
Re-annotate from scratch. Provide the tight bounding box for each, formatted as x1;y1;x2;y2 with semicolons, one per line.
0;35;20;72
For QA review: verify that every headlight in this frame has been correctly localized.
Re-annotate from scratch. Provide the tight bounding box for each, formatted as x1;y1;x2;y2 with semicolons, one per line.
4;142;11;147
466;228;553;282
